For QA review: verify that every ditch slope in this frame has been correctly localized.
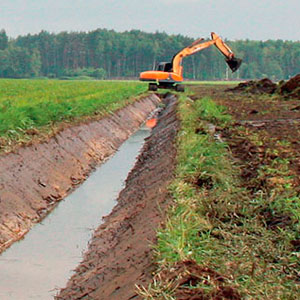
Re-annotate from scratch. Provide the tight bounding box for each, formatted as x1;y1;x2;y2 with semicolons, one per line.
57;94;179;300
0;94;160;254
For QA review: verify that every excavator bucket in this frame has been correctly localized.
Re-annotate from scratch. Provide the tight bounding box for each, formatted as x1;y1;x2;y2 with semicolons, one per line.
226;57;242;72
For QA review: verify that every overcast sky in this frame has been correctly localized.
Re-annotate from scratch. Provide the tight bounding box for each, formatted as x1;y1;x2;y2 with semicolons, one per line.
1;0;299;41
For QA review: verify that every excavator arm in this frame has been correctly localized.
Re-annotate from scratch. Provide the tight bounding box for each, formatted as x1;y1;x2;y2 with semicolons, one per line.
172;32;242;77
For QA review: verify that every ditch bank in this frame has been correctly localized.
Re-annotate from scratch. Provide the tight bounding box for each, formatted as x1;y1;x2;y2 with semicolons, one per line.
0;94;161;254
57;94;179;300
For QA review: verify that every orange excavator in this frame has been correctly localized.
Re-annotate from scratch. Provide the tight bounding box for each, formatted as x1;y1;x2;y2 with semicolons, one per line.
139;32;242;92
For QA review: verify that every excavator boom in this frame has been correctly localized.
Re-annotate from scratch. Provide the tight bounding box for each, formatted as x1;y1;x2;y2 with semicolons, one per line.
139;32;242;91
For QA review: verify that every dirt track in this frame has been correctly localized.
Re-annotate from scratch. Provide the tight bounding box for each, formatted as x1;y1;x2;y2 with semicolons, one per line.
57;94;179;299
0;94;160;254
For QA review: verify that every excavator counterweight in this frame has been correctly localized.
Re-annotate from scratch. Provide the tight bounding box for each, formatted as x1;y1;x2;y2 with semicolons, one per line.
139;32;242;92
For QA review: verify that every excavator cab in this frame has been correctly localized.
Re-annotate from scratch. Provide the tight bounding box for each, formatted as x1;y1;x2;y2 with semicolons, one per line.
156;62;173;72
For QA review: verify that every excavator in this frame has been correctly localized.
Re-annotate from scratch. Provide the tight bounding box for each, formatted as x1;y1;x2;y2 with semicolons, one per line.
139;32;242;92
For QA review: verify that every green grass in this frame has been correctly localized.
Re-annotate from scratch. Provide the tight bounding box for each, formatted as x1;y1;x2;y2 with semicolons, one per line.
0;79;147;149
139;94;299;299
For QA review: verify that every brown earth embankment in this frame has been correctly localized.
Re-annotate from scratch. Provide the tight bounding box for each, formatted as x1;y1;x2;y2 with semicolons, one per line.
0;94;161;254
57;94;179;300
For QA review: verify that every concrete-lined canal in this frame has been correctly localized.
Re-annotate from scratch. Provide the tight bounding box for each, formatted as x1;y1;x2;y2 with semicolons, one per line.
0;125;151;299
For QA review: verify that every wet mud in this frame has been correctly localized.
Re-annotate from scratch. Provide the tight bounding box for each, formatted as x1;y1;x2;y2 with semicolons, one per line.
57;94;179;300
0;94;161;254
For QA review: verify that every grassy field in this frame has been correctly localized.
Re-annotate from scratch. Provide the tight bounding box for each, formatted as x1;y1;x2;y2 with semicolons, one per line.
0;79;147;151
139;87;299;299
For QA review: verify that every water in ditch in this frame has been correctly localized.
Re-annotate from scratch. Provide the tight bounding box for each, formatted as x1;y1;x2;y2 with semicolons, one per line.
0;125;151;300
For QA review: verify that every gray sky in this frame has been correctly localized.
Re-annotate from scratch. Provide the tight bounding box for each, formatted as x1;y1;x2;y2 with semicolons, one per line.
1;0;299;41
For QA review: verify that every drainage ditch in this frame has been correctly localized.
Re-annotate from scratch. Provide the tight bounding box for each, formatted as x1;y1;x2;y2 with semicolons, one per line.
0;125;151;299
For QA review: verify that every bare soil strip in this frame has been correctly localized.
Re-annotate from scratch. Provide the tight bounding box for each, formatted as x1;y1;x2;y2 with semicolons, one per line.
0;94;160;254
57;94;179;300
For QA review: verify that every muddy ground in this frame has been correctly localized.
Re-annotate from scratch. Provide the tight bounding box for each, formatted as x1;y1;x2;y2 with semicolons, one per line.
0;94;160;254
57;94;179;299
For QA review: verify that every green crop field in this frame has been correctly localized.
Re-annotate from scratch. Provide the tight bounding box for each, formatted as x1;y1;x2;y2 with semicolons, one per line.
0;79;147;149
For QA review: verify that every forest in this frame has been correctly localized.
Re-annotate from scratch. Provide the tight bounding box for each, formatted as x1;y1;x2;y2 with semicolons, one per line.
0;28;299;80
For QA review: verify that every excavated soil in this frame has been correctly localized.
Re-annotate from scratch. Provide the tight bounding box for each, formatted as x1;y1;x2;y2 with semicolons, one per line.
0;94;160;254
226;78;277;94
278;74;300;99
57;94;179;300
226;74;300;99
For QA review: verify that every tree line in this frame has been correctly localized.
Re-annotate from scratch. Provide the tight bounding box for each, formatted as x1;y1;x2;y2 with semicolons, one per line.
0;28;299;80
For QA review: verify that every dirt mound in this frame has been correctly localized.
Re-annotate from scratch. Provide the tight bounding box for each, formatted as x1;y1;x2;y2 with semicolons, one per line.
278;74;300;99
56;94;179;300
227;78;277;94
227;74;300;99
156;260;241;300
